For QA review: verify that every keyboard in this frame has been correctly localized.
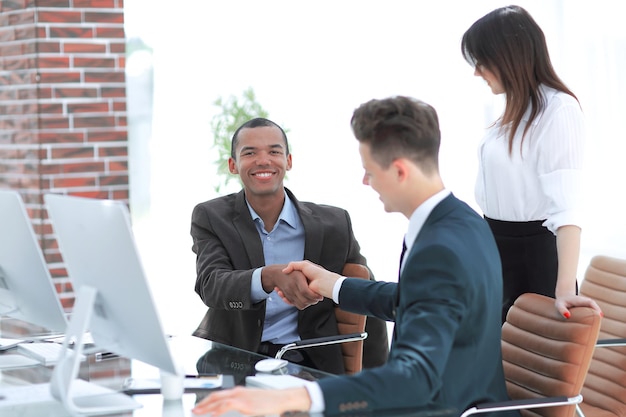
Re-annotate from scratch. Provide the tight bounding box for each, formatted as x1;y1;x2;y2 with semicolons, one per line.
17;342;85;366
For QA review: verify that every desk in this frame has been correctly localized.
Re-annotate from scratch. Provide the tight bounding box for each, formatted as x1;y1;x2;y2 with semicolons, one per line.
0;334;333;417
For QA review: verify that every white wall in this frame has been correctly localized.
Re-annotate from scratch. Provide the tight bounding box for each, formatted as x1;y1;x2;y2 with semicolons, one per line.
124;0;626;336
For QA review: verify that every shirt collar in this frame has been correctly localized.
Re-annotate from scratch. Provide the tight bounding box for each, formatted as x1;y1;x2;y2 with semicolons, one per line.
404;189;451;255
246;191;299;230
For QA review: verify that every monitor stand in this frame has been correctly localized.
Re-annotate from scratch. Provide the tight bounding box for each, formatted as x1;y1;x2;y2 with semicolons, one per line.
49;286;142;416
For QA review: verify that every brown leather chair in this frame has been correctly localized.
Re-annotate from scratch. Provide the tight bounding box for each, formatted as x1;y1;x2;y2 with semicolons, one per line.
335;263;371;374
461;293;602;417
578;255;626;417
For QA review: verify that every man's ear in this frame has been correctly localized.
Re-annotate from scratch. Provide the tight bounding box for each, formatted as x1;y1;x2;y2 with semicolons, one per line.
286;153;293;171
228;157;238;174
392;158;409;182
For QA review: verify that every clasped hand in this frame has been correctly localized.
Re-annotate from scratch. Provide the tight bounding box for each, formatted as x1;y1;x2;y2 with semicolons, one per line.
262;261;340;310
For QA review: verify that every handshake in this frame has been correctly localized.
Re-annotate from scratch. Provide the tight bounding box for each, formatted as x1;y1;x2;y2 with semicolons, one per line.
261;260;342;310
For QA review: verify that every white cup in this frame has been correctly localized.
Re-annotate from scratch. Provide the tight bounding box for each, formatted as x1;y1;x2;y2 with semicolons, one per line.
160;365;184;401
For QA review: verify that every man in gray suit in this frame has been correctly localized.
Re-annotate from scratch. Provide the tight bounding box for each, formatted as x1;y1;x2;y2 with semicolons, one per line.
192;98;514;417
190;117;388;374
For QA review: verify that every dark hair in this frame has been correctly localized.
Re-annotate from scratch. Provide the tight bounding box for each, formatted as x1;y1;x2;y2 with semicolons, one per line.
230;117;289;159
351;96;440;174
461;5;577;154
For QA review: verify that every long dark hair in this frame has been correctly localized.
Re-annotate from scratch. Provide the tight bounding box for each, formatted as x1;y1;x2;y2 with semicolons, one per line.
461;5;578;154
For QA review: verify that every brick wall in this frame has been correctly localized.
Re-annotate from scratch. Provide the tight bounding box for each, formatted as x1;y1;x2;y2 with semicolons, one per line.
0;0;128;316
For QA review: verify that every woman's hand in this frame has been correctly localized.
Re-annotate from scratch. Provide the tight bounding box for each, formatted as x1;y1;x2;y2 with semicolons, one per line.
555;294;603;319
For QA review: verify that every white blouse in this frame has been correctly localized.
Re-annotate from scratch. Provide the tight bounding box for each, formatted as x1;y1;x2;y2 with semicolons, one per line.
475;85;585;235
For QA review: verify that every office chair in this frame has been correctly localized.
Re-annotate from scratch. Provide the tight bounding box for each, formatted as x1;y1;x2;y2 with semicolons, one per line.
461;293;601;417
335;263;371;374
271;264;371;375
577;255;626;417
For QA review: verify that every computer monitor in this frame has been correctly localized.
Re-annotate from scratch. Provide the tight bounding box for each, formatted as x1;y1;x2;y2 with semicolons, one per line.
44;193;178;415
0;190;68;336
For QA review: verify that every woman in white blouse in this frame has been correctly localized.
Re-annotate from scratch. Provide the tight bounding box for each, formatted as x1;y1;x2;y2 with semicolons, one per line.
461;5;601;321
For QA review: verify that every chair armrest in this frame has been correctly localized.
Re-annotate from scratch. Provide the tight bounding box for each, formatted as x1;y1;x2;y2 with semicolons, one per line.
275;332;368;359
459;395;583;417
596;338;626;347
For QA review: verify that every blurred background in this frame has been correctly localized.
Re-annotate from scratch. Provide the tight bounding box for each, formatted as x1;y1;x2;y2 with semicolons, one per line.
122;0;626;337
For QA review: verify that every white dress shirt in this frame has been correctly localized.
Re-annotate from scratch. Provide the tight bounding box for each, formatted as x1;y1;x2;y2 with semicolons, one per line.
475;85;585;234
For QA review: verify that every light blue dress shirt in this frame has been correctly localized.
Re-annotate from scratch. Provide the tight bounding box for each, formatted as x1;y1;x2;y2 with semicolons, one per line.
247;193;304;344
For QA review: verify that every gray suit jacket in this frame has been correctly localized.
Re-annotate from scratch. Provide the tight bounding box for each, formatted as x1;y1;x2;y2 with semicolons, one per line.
191;188;388;374
318;194;514;416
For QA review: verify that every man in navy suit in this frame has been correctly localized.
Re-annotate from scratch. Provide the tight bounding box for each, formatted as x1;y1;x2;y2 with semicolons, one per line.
192;97;514;416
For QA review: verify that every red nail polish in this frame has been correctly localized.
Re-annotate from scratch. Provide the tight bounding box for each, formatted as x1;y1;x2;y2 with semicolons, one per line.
563;311;571;319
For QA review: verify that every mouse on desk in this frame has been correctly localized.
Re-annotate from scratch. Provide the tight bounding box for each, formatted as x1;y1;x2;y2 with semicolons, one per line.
254;358;288;373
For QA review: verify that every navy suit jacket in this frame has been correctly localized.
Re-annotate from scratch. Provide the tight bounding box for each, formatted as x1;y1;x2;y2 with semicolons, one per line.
318;194;513;416
190;188;388;374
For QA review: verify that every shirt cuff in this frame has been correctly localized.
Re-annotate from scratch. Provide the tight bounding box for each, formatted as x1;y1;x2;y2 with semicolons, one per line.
250;267;269;303
304;381;325;414
332;277;347;304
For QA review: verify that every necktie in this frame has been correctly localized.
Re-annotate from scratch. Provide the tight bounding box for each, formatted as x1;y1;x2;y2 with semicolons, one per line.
399;239;407;278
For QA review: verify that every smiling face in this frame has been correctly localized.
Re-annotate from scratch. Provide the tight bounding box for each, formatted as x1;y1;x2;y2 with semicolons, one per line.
475;64;505;95
228;125;292;200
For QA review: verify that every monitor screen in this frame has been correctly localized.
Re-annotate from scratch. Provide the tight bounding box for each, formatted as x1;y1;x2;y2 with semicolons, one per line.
0;190;68;334
44;193;177;375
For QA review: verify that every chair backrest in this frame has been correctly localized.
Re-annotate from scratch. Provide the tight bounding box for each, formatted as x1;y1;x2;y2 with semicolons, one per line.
578;255;626;417
334;263;370;375
502;293;601;417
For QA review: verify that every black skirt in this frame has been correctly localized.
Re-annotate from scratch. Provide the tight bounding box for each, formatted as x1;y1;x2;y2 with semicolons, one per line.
484;217;558;323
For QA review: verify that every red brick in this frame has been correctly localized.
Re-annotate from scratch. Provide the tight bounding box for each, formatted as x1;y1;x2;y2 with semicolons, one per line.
110;42;125;53
39;71;81;83
101;87;125;98
73;0;115;8
99;145;127;157
62;161;106;173
112;101;126;112
36;0;71;7
116;115;126;127
88;130;127;142
54;87;98;98
64;42;107;53
74;57;116;68
96;27;125;39
117;56;125;68
1;57;35;71
0;43;25;57
100;174;128;186
84;11;124;24
74;115;116;128
108;160;128;171
71;190;109;199
38;10;81;23
67;102;109;113
112;189;129;200
40;116;70;129
38;87;53;99
39;132;85;143
53;176;97;188
17;87;38;99
50;146;95;159
8;10;35;25
49;26;94;39
38;56;70;68
15;26;36;41
39;102;64;114
84;71;125;83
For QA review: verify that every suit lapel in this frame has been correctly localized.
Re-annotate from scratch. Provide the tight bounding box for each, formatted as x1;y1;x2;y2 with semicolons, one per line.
286;188;324;263
232;190;265;268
